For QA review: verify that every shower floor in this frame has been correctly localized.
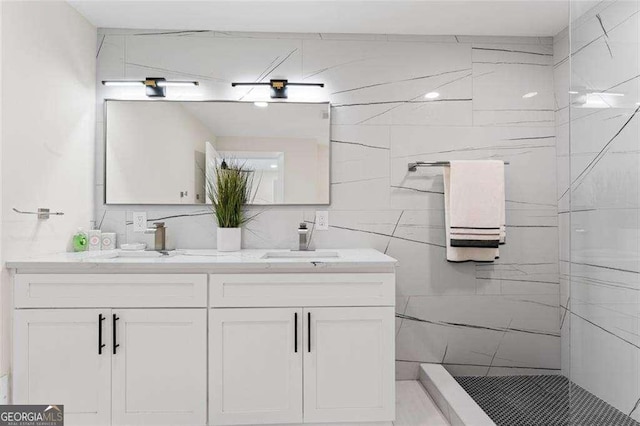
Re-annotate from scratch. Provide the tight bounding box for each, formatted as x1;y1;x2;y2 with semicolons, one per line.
454;375;639;426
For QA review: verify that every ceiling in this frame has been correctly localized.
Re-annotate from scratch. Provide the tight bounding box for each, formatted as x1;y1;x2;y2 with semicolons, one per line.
69;0;569;37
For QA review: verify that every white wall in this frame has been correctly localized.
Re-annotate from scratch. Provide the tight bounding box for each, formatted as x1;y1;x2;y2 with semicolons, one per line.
1;0;96;375
106;101;215;204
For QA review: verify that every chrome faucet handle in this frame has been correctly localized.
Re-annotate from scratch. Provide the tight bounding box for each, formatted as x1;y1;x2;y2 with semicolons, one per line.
145;222;165;232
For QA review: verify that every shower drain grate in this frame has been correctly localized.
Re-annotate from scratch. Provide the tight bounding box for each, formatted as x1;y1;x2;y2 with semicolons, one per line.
455;375;640;426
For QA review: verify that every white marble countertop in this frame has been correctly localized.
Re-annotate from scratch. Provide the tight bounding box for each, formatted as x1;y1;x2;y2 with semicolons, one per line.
6;249;398;273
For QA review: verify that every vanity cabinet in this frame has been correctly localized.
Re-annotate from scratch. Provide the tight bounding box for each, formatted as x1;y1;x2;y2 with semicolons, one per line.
14;309;111;426
13;274;208;426
210;308;303;425
111;309;207;426
303;307;395;423
209;273;396;426
10;250;397;426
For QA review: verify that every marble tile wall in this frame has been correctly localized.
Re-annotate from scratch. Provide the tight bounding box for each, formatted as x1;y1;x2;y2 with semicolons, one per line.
96;29;560;378
554;23;571;380
567;0;640;420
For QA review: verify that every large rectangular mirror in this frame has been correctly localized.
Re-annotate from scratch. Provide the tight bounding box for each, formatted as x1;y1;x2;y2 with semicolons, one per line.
105;100;330;205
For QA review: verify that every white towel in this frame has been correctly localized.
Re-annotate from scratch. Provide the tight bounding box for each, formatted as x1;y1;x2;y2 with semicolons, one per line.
449;160;505;249
444;167;499;262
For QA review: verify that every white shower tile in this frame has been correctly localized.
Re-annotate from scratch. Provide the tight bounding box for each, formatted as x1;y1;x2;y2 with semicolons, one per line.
473;60;554;112
331;125;390;185
570;313;640;417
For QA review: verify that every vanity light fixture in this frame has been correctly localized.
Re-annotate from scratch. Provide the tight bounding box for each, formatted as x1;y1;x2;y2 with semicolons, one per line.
254;101;269;108
231;79;324;99
156;81;199;87
522;91;538;99
424;92;440;99
102;81;144;87
101;77;199;97
591;92;624;97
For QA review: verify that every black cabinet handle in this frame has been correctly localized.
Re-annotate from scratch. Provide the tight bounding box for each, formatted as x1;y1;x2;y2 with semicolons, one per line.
294;312;298;353
307;312;311;353
112;314;120;354
98;314;106;355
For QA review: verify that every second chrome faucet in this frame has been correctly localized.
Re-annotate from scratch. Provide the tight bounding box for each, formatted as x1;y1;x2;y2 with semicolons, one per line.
145;222;167;251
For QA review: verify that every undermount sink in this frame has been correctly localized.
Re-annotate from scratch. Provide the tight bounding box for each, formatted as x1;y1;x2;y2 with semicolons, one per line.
100;250;181;259
261;251;340;259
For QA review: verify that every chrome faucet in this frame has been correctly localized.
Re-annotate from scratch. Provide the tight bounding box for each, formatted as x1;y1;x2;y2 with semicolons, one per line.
145;222;167;251
297;222;312;251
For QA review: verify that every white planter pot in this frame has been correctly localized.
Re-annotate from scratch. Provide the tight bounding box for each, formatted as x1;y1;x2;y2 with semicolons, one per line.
217;227;242;252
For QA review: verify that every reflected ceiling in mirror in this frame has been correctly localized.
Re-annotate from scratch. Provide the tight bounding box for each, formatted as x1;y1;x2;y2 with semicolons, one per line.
105;100;330;205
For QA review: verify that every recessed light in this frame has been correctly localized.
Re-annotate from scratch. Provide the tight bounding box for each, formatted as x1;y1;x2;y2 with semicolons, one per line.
522;92;538;98
270;164;278;169
254;102;269;108
424;92;440;99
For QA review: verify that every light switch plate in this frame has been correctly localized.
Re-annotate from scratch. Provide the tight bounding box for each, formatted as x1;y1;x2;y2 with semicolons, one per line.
315;211;329;231
132;212;147;233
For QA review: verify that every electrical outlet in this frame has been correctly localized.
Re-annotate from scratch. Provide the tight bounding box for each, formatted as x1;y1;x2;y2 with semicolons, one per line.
132;212;147;233
315;211;329;231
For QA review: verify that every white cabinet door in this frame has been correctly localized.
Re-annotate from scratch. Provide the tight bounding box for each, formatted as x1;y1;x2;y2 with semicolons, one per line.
111;309;207;426
210;308;303;425
303;307;395;423
13;309;111;426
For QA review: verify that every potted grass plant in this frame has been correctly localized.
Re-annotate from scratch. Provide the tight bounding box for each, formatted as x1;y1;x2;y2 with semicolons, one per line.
207;159;256;252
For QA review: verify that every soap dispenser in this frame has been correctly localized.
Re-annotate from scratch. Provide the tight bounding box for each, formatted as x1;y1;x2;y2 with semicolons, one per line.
72;228;88;252
88;228;102;251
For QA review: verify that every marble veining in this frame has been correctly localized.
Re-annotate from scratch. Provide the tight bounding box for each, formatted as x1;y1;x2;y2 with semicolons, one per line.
561;0;640;421
95;28;559;379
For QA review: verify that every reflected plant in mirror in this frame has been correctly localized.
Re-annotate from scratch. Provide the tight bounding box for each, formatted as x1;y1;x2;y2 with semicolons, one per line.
206;158;259;252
